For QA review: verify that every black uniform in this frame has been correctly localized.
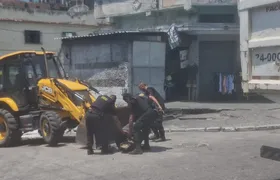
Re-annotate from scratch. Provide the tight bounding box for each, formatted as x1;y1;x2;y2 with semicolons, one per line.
145;87;166;110
86;95;116;154
130;94;158;152
144;87;166;141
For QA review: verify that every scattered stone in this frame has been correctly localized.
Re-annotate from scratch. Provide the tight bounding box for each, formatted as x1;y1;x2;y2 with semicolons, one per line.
255;124;280;131
185;127;205;132
235;126;256;132
197;143;212;150
179;117;207;120
170;129;186;132
197;143;209;148
222;127;236;132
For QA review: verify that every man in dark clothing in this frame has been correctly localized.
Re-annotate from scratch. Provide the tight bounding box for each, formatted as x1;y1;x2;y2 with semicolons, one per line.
138;83;166;141
86;94;117;155
122;93;159;155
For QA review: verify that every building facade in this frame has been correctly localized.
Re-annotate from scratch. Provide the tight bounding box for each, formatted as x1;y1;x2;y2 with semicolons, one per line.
57;32;165;105
89;0;240;101
0;2;108;56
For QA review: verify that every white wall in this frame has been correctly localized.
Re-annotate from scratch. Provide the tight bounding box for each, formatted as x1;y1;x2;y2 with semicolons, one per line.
251;5;280;39
0;21;96;56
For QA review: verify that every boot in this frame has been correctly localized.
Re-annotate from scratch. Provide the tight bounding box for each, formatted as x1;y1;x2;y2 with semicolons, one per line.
142;131;151;151
87;149;94;155
149;134;160;140
159;129;166;141
155;130;166;142
149;129;160;140
141;144;151;151
101;145;114;154
129;144;143;155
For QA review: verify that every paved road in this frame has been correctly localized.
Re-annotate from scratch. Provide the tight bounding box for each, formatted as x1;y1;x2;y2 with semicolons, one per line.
2;131;280;180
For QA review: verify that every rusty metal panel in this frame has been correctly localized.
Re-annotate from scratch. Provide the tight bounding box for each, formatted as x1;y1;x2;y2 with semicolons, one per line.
150;67;165;84
150;42;166;67
132;41;150;67
132;41;166;99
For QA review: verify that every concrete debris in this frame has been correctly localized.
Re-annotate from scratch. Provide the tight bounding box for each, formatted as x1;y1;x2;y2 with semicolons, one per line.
179;117;208;120
185;128;206;132
87;62;129;106
222;127;236;132
197;143;212;150
235;126;256;132
205;127;221;132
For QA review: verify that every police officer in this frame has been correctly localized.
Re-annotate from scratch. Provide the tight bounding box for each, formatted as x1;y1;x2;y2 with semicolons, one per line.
122;93;159;155
86;94;117;155
138;82;166;141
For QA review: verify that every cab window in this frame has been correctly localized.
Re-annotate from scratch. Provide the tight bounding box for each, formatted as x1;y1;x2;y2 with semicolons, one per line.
6;64;21;90
24;63;37;86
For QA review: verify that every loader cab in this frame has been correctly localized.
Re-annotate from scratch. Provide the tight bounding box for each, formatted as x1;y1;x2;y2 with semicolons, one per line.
0;51;64;111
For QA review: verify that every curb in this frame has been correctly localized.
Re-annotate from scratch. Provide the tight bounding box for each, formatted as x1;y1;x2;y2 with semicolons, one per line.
164;124;280;133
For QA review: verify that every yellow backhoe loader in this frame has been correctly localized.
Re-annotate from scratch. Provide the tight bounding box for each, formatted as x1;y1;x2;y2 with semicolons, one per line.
0;49;129;147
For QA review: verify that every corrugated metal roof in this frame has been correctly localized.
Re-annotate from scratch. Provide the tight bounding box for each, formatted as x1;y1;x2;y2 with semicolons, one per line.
54;29;167;40
54;24;240;40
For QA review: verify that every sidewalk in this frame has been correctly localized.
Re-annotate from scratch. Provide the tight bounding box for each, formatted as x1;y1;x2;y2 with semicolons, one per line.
22;101;280;139
163;101;280;132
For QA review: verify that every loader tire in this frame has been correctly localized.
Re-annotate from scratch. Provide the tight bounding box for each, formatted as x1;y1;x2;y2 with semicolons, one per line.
0;109;22;147
39;111;62;146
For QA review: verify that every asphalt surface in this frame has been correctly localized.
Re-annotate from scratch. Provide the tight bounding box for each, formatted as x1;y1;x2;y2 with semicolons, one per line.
164;102;280;129
2;131;280;180
163;109;280;129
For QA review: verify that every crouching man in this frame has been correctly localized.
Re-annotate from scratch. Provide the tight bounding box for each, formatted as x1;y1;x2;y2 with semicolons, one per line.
85;94;117;155
122;93;159;155
138;82;166;141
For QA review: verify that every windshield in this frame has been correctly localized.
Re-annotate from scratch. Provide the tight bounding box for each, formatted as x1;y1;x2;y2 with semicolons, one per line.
23;54;65;80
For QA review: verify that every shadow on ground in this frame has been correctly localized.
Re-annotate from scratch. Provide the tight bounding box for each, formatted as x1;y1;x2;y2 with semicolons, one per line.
168;93;274;104
19;136;76;147
149;146;172;153
152;139;172;142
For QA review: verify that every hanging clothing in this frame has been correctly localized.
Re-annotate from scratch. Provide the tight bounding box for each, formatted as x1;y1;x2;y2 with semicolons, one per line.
216;73;235;94
227;75;235;94
219;73;222;93
222;75;227;94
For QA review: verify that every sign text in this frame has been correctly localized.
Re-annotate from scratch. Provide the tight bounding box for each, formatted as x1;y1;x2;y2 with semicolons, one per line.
255;52;280;62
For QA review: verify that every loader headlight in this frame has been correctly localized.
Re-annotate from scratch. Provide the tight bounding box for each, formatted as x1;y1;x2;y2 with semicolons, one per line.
71;90;92;106
71;93;85;106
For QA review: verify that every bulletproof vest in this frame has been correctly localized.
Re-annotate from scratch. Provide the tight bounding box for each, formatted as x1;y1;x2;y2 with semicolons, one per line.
146;87;165;110
91;95;112;112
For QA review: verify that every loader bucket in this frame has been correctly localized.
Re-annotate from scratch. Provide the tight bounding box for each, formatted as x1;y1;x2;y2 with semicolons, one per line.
75;106;131;146
75;118;87;146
